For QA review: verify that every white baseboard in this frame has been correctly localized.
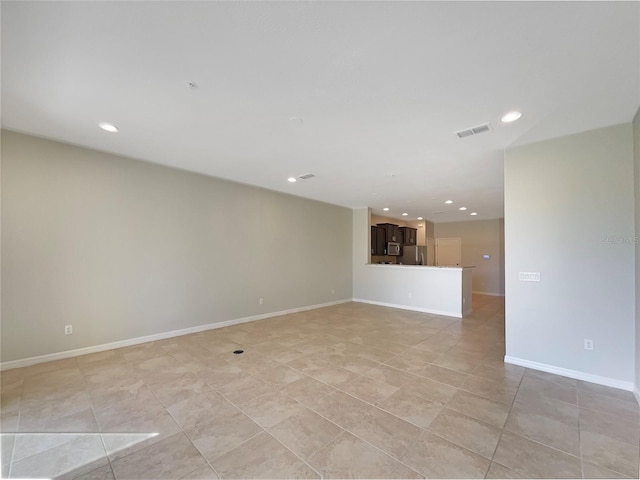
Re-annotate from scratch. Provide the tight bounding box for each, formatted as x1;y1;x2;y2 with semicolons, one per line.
634;386;640;406
352;298;461;318
504;355;635;392
0;299;352;371
472;291;505;297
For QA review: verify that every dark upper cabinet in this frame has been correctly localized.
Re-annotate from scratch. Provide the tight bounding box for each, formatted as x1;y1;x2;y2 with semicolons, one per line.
399;227;417;245
376;223;400;243
370;226;387;255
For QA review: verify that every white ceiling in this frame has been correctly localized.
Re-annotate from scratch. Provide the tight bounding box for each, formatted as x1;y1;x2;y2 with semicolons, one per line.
2;1;638;223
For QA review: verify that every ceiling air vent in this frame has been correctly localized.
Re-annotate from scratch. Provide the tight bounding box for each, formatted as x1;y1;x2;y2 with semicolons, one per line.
299;173;315;180
456;123;491;138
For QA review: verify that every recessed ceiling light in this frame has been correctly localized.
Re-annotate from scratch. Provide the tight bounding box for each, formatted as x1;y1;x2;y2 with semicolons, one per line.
402;213;408;216
459;207;467;211
501;111;522;123
383;207;389;211
287;177;297;183
417;217;423;220
470;212;478;216
98;122;119;133
445;200;453;204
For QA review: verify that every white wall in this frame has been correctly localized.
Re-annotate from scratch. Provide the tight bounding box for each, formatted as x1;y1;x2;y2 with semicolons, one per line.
1;131;353;363
434;219;505;296
633;108;640;400
505;123;636;388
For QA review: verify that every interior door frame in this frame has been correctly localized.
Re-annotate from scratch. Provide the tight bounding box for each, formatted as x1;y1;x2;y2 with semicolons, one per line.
435;237;462;267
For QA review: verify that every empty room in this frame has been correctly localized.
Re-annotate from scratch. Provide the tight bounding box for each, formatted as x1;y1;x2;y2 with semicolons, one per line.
1;1;639;479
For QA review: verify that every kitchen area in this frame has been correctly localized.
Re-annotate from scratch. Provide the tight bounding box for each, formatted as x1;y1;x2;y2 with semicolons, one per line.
371;220;435;266
352;209;475;318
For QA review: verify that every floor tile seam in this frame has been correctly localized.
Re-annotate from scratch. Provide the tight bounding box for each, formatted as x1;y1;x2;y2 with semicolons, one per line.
259;429;325;479
580;458;637;479
313;427;424;479
577;418;640;449
516;388;583;411
174;421;252;478
434;401;507;435
94;427;117;480
522;370;579;391
265;420;345;472
576;402;640;422
422;358;478;379
135;374;222;478
88;382;133;479
364;361;463;393
432;392;504;460
509;398;581;428
440;401;507;430
578;408;640;438
304;353;384;376
310;380;440;432
496;423;586;465
488;364;525;465
454;383;515;408
281;390;422;474
8;433;107;470
415;428;494;469
463;370;522;389
578;401;585;480
575;386;640;406
5;429;16;478
500;420;582;458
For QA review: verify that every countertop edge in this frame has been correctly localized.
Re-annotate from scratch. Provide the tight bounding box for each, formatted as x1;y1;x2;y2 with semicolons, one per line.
366;264;475;270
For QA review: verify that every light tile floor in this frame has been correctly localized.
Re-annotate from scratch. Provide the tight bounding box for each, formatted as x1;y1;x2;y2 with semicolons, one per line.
1;295;639;479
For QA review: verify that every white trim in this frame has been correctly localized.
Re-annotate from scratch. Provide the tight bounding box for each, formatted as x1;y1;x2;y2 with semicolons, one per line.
0;299;351;371
352;298;461;318
504;355;635;392
472;291;505;297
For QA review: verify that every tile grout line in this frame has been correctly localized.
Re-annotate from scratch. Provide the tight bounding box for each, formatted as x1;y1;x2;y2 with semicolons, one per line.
140;351;224;480
489;370;593;476
81;354;117;480
7;376;25;478
577;391;585;479
215;383;325;479
239;352;427;476
273;380;427;477
485;361;526;474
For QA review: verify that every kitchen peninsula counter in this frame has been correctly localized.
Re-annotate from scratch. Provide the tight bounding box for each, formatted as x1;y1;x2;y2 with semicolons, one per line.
354;264;475;317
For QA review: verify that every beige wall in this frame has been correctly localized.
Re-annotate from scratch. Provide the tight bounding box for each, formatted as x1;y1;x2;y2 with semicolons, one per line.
434;219;505;295
634;108;640;399
505;123;635;386
1;131;353;363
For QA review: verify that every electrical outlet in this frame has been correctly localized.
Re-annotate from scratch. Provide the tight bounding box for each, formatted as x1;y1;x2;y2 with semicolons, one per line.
331;289;335;295
584;339;593;350
259;298;263;305
64;325;73;335
408;292;412;299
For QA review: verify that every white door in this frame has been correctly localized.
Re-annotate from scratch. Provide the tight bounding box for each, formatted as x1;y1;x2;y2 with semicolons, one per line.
436;238;461;266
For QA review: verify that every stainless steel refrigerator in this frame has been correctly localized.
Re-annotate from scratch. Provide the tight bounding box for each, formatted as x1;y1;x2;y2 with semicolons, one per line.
400;245;427;265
